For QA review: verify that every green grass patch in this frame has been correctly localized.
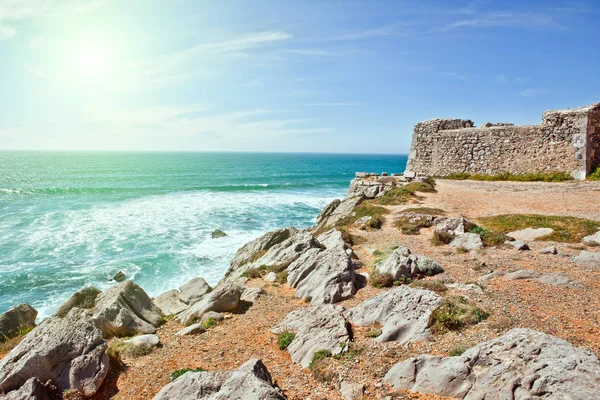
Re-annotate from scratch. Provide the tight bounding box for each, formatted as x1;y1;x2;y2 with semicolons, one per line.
448;346;467;356
201;318;219;329
335;202;390;227
277;331;296;350
470;226;506;246
401;207;446;215
430;231;454;246
170;367;205;381
410;279;448;294
365;328;382;338
588;167;600;180
441;171;572;182
372;181;437;206
242;263;289;279
478;214;600;243
429;296;489;333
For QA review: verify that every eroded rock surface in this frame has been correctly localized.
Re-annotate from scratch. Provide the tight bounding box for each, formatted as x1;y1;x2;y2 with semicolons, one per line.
572;251;600;267
0;309;108;397
0;304;37;343
227;228;296;272
507;227;553;241
2;377;53;400
433;218;475;237
154;290;188;316
178;283;243;326
54;287;101;318
384;328;600;399
92;280;163;337
375;246;443;280
272;304;350;368
316;196;365;228
287;229;356;304
450;233;483;251
583;230;600;246
345;286;441;344
153;359;285;400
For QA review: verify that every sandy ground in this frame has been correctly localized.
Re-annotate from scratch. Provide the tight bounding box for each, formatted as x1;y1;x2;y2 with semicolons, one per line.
3;180;600;399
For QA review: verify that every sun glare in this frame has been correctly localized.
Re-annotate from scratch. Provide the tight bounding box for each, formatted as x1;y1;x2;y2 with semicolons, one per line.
68;39;113;81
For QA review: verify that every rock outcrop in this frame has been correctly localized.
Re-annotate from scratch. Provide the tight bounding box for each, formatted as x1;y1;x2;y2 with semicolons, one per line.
1;377;53;400
583;230;600;246
572;251;600;267
123;334;160;353
153;359;285;400
347;175;397;198
433;218;475;237
345;286;441;344
177;283;243;326
92;280;163;337
450;233;483;251
54;287;101;318
272;304;350;368
507;227;553;241
384;328;600;399
375;246;443;280
178;277;212;305
154;290;189;316
504;239;530;250
287;229;356;304
211;229;228;239
0;304;37;343
0;309;109;397
227;228;296;271
315;196;365;229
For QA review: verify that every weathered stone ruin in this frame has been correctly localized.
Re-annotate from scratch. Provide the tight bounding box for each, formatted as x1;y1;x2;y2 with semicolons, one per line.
404;102;600;180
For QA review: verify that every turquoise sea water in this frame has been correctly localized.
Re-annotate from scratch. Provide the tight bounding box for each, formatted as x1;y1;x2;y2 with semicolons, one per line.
0;151;407;318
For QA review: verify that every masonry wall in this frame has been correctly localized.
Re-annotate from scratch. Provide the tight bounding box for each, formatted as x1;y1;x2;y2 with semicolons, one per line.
404;103;600;180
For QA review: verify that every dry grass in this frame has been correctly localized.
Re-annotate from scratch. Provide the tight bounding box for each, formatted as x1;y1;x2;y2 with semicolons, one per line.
442;171;573;182
478;214;600;243
429;296;489;333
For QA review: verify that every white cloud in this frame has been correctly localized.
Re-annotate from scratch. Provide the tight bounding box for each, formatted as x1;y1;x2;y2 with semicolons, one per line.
519;88;549;97
0;24;15;40
442;12;562;31
331;24;400;41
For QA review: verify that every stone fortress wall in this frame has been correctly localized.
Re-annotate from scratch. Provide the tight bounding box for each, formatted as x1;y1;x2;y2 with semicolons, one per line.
404;103;600;180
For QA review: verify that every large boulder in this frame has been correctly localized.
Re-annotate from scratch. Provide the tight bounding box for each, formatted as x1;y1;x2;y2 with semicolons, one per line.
92;280;163;337
347;176;395;198
583;230;600;246
0;309;109;397
507;227;553;241
0;304;37;343
54;287;101;318
384;328;600;399
154;290;188;316
572;251;600;267
179;277;212;305
450;233;483;251
228;228;296;271
223;230;319;283
345;286;441;344
375;246;443;280
287;229;356;304
153;359;285;400
2;377;53;399
433;218;475;237
315;196;365;228
177;283;243;326
272;304;350;368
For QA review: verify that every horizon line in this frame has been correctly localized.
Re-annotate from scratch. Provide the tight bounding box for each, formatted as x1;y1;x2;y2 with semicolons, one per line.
0;149;409;156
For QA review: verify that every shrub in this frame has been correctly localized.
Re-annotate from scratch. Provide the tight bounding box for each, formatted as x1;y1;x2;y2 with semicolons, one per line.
430;231;454;246
429;296;489;333
369;216;384;229
374;187;414;205
455;246;468;254
470;226;506;246
201;318;219;329
366;328;382;338
588;167;600;180
370;271;394;288
410;279;448;294
309;349;334;381
441;172;572;182
275;271;288;284
277;331;296;350
336;202;390;227
478;214;600;243
448;346;467;356
170;367;205;381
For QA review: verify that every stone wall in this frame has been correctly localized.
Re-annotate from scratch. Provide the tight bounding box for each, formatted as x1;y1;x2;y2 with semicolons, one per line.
404;103;600;180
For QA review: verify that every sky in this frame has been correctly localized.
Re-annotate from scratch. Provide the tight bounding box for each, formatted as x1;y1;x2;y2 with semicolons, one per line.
0;0;599;154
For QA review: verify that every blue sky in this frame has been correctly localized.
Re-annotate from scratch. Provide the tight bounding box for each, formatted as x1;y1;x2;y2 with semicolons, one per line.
0;0;599;153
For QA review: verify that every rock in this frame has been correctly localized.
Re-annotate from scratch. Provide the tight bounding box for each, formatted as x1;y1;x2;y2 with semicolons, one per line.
572;251;600;267
347;176;395;198
536;273;583;288
346;248;358;259
375;246;443;280
345;286;441;344
478;270;506;281
446;282;484;294
241;287;265;303
507;227;553;241
450;233;483;250
228;227;296;271
113;271;126;282
340;381;364;400
0;304;37;343
536;245;558;255
54;287;101;318
225;231;319;283
123;334;159;352
384;328;600;399
504;269;540;280
175;323;206;337
272;304;350;368
200;311;224;325
153;359;285;400
504;239;530;250
155;290;188;316
92;280;163;337
433;218;475;237
178;283;243;326
0;309;108;397
179;277;212;305
583;230;600;246
210;229;228;239
2;377;53;399
316;196;366;228
264;272;277;282
287;229;356;305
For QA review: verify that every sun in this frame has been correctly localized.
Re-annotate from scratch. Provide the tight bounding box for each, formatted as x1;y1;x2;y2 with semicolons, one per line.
69;39;114;80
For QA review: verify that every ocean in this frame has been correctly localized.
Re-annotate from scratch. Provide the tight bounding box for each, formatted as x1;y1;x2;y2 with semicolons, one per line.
0;151;407;319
